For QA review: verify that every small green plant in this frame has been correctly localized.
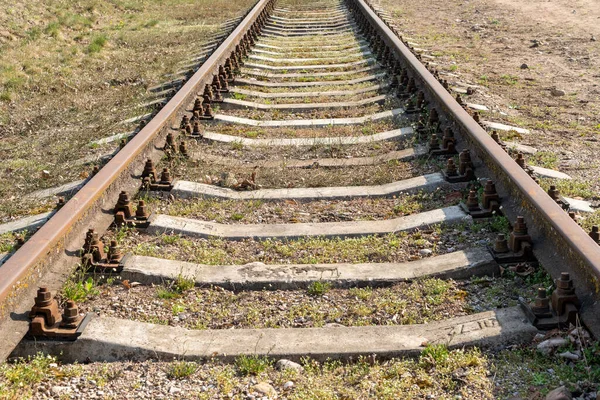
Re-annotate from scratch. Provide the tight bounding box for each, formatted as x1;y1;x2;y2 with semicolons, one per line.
44;22;61;37
157;287;178;299
144;19;159;28
162;234;181;245
166;360;197;379
157;273;195;299
529;151;559;169
63;273;99;302
2;353;56;386
500;74;519;85
87;34;108;54
230;141;244;150
419;344;449;367
231;213;244;221
307;281;331;296
488;215;510;235
235;355;272;376
172;303;185;315
232;92;247;100
174;273;195;292
0;91;11;102
25;27;42;42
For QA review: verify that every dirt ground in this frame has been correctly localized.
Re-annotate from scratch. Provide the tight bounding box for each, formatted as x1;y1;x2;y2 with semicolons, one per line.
376;0;600;200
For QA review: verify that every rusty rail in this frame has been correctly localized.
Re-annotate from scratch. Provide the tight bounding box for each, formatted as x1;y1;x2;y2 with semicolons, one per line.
0;0;274;317
347;0;600;283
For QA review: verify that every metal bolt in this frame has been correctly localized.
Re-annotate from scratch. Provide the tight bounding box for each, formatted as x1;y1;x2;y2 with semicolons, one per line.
165;132;176;150
136;200;150;219
556;272;574;291
569;212;578;224
548;185;560;201
193;98;202;112
428;134;440;150
142;159;157;181
515;153;526;169
531;288;550;314
180;115;189;129
428;108;438;126
466;190;480;211
60;300;79;329
35;287;53;307
108;240;122;263
445;158;458;176
160;168;171;184
513;216;528;235
193;121;202;136
458;149;474;175
203;103;214;119
179;141;188;157
493;234;509;253
589;226;599;244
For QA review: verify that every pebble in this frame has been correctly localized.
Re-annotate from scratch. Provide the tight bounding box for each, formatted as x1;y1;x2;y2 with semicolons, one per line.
520;63;529;69
545;386;572;400
51;386;71;395
283;381;294;390
537;337;568;355
275;359;304;373
169;386;182;394
558;351;579;361
551;88;566;97
251;382;277;397
419;249;433;256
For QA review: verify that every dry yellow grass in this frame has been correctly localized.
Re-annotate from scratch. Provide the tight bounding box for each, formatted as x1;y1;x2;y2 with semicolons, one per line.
0;0;256;222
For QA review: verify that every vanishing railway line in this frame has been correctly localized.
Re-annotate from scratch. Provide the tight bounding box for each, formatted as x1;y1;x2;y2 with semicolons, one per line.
1;0;600;396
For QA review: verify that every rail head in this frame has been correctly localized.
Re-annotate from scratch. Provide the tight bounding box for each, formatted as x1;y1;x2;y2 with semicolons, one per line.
0;0;275;316
347;0;600;284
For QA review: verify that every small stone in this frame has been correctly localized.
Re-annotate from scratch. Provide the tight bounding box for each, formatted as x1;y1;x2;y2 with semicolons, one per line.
591;35;597;42
545;386;572;400
419;249;433;256
41;170;51;179
323;322;345;328
520;63;529;69
558;351;579;361
283;381;294;390
51;386;70;396
551;88;566;97
275;359;304;373
169;386;182;394
537;337;568;355
251;382;277;397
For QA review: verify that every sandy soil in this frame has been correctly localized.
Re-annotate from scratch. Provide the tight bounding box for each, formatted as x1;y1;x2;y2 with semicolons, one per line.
377;0;600;199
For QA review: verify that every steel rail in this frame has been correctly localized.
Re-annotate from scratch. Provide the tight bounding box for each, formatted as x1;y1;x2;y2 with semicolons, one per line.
0;0;274;313
348;0;600;281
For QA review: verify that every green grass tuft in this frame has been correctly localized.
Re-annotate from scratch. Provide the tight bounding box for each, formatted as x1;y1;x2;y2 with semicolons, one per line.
307;280;332;296
87;34;108;54
235;355;272;376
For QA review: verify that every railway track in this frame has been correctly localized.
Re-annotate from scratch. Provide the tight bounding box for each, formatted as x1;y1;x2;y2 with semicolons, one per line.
1;0;600;397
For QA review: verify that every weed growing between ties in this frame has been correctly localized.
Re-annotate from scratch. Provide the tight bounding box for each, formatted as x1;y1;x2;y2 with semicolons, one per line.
3;344;598;397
